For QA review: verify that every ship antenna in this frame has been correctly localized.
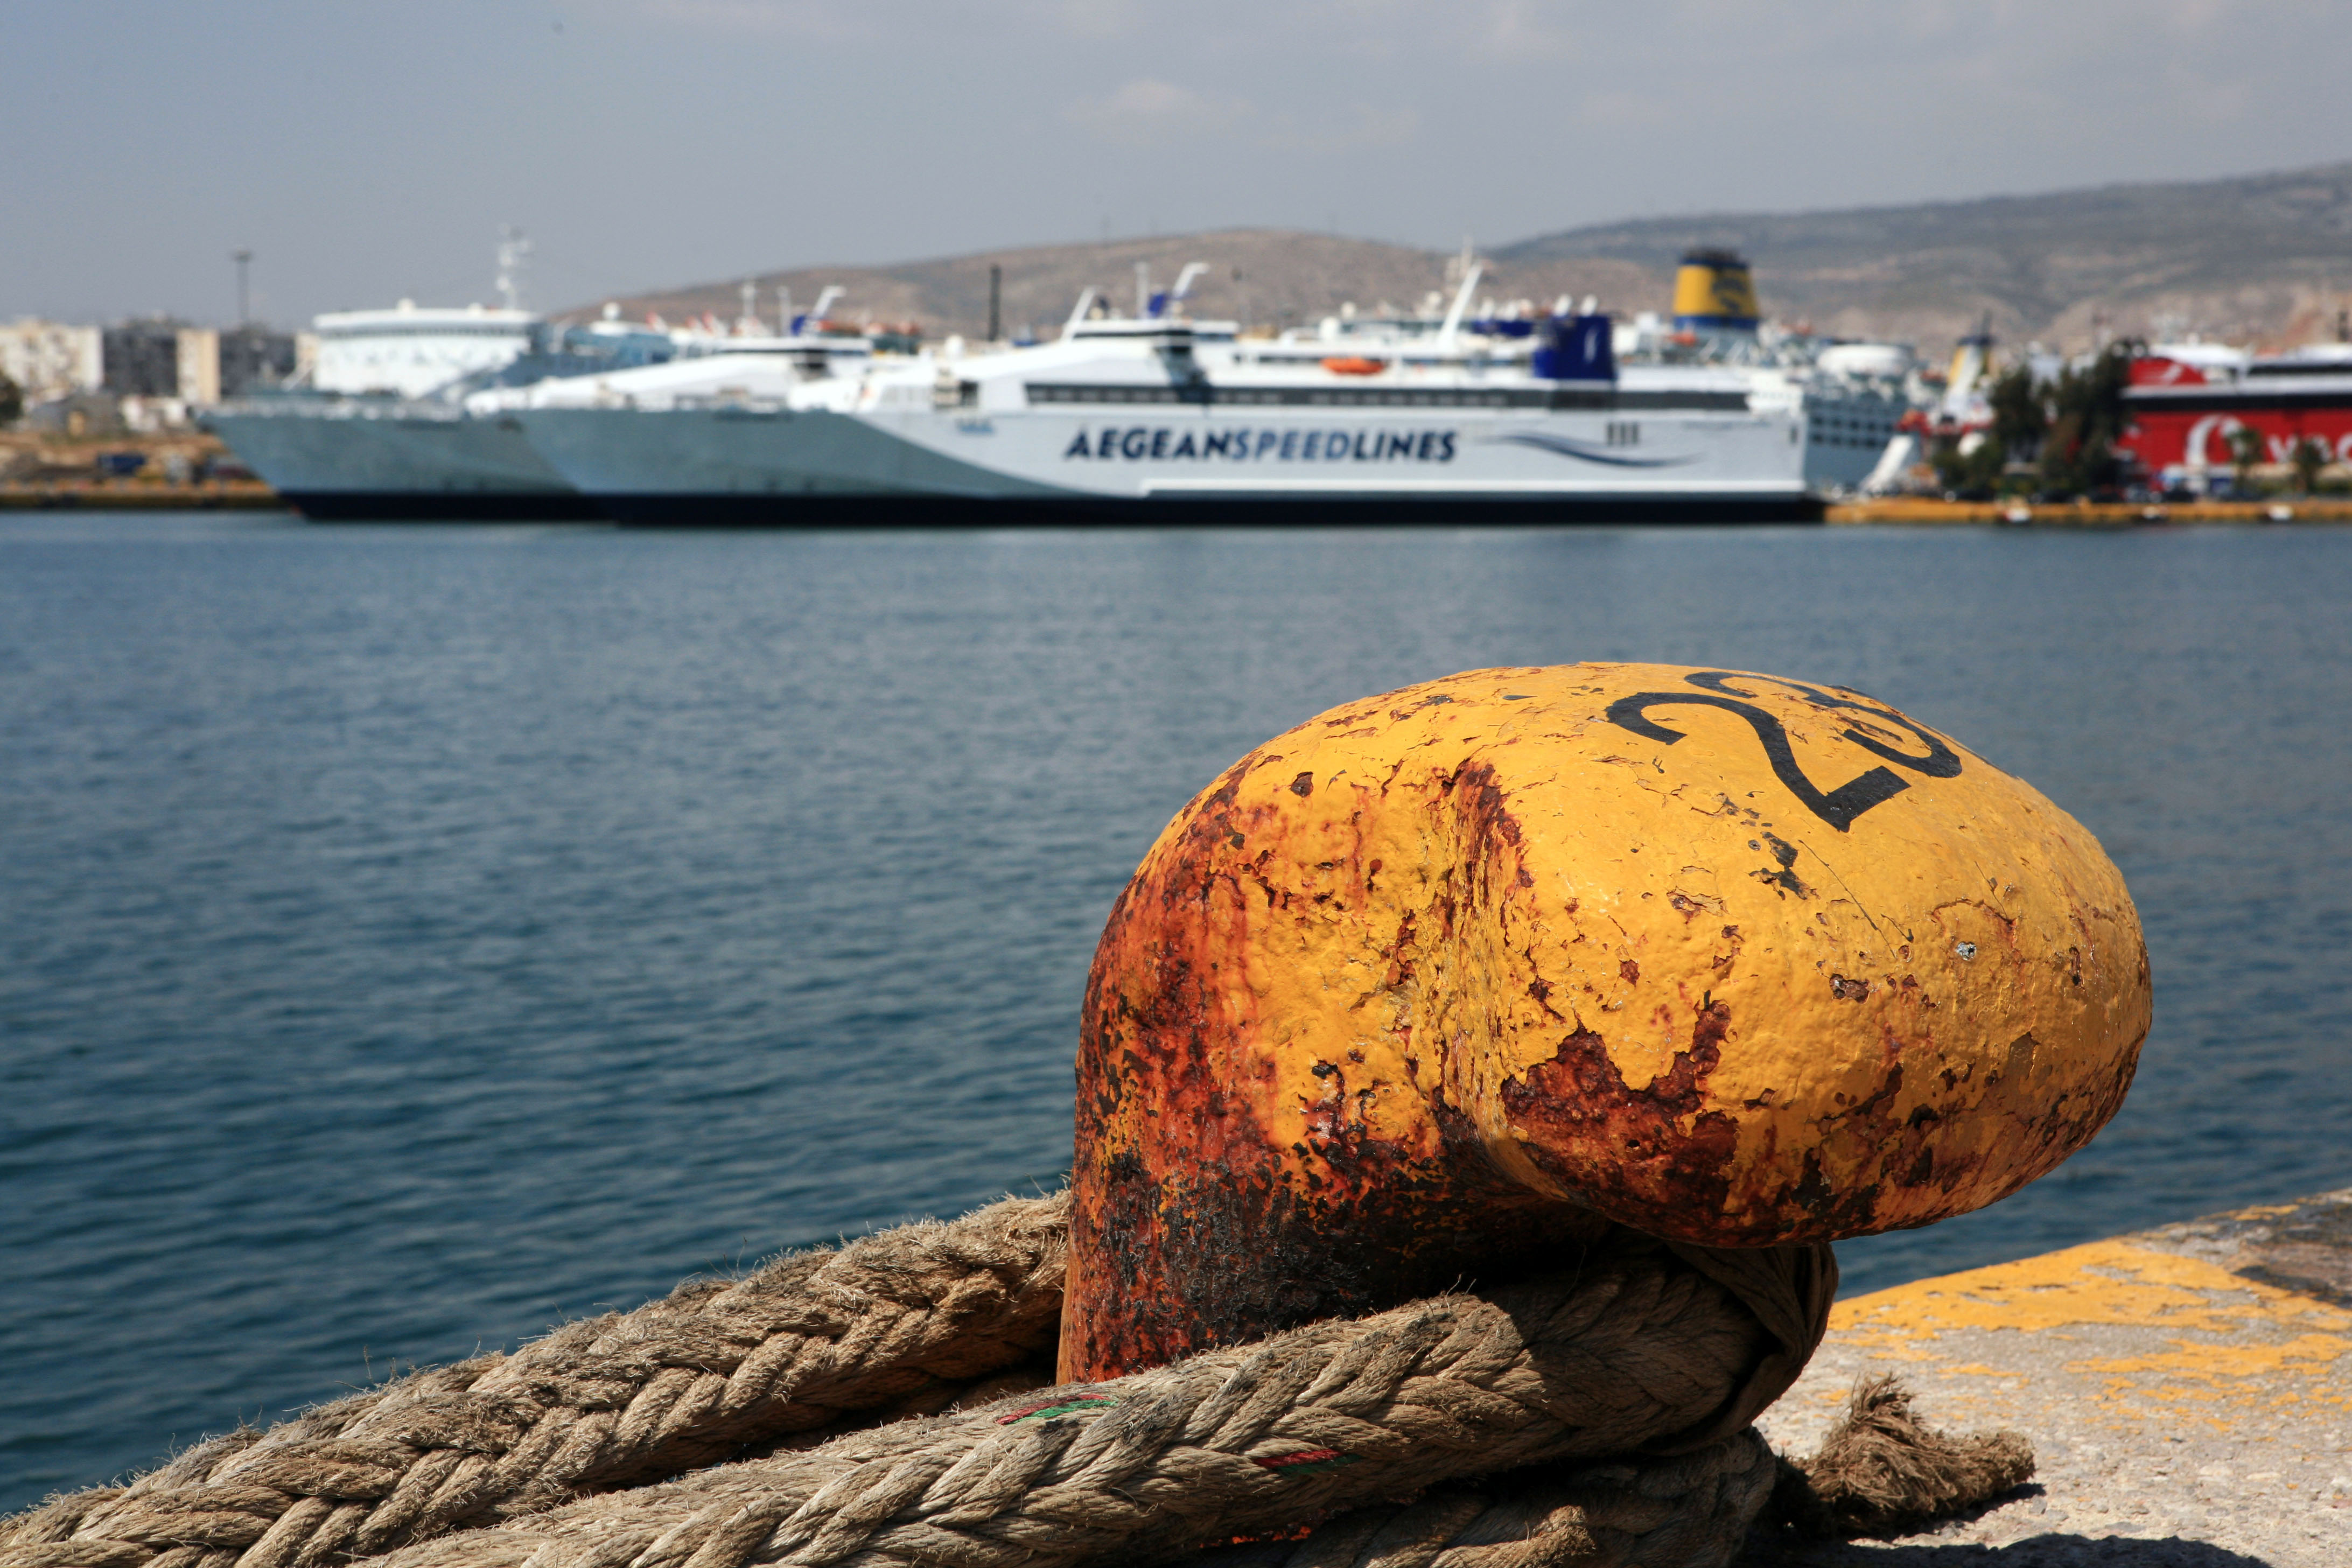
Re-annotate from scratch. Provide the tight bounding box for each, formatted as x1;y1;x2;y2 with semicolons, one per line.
495;226;531;312
1438;261;1483;351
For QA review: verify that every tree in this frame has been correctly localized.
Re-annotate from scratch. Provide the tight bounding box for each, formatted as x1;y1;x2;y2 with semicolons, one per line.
2038;346;2134;498
2291;436;2327;495
1930;433;2004;496
1984;365;2046;467
1929;363;2045;496
0;370;21;428
2229;425;2264;494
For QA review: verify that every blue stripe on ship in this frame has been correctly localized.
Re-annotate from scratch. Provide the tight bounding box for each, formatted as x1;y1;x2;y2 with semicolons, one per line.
1493;432;1699;468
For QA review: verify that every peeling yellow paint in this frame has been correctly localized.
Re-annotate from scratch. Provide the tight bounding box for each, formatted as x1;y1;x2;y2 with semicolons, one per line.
1078;662;2150;1266
1832;1240;2352;1341
2077;1334;2351;1384
1822;1240;2352;1437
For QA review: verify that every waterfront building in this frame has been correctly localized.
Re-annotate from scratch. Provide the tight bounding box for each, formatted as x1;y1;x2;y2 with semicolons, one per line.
0;319;104;405
102;319;190;398
219;326;298;397
176;329;220;407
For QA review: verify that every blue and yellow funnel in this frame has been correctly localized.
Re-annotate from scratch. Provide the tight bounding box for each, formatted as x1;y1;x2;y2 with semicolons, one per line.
1671;248;1759;335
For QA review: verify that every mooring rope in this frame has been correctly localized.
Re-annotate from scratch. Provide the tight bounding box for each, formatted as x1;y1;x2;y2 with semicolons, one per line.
1170;1431;1781;1568
347;1233;1785;1568
1;1195;2019;1568
1;1197;1070;1568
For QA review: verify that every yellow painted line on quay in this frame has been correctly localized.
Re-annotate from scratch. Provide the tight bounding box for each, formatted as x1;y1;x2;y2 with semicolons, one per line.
1826;1237;2352;1431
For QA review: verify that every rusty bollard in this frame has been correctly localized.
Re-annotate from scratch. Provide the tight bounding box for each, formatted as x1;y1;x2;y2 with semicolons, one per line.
1062;663;2149;1381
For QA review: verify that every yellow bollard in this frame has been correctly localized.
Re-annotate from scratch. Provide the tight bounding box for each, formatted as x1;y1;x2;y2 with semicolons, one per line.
1062;664;2148;1380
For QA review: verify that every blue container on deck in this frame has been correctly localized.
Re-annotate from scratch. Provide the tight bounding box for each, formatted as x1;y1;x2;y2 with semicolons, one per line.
1531;314;1615;381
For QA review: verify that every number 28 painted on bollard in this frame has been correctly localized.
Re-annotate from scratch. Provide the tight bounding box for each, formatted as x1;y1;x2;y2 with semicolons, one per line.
1606;670;1964;831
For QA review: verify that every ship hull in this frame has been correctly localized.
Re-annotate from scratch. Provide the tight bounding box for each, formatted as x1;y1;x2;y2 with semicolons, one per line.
584;492;1824;527
517;400;1814;525
2123;379;2352;492
276;489;609;522
207;407;600;521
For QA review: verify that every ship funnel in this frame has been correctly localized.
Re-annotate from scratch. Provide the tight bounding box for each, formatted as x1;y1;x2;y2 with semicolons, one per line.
1671;248;1758;337
1532;312;1614;381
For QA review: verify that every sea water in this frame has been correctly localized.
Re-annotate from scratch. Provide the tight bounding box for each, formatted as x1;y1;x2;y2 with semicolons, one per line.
3;516;2346;1507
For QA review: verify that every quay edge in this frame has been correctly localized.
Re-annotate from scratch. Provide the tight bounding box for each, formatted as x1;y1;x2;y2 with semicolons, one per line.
1830;498;2352;526
1765;1188;2352;1564
0;481;286;512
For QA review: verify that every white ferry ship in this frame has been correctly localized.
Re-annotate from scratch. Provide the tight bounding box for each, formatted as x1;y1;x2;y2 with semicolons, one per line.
1742;347;1913;494
1611;251;1913;493
204;295;612;520
1156;252;1912;495
218;313;886;520
512;272;1812;524
204;227;868;520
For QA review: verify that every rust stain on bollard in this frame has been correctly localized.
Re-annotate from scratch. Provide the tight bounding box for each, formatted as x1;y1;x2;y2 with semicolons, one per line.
1063;664;2150;1381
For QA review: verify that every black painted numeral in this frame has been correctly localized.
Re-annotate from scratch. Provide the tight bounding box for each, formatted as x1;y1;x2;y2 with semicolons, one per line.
1604;672;1963;831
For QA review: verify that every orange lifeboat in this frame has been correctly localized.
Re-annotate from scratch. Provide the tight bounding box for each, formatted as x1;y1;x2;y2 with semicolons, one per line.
1320;355;1387;375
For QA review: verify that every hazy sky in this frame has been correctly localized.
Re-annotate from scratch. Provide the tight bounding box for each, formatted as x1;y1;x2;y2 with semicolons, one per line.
6;0;2348;326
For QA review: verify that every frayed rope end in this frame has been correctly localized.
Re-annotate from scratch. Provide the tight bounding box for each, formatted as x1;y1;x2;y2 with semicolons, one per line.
1770;1375;2034;1538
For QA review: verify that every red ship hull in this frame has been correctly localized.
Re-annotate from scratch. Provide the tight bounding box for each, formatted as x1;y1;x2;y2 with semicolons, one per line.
2122;358;2352;491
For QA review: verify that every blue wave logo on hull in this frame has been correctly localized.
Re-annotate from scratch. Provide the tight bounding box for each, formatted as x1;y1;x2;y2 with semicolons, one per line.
1494;432;1696;468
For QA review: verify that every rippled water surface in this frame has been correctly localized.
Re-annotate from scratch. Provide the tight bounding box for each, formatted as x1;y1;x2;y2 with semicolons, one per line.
4;515;2347;1508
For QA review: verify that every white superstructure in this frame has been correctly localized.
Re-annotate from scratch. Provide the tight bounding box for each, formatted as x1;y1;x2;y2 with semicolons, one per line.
309;302;540;398
1739;356;1912;494
1270;273;1914;496
465;331;877;412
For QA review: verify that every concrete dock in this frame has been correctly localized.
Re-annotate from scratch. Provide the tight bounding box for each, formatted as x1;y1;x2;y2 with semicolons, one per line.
1758;1189;2352;1565
0;480;284;510
1825;499;2352;526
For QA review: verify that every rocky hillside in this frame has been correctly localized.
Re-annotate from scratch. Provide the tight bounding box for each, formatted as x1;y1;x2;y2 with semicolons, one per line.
576;229;1667;348
576;162;2352;353
1496;160;2352;352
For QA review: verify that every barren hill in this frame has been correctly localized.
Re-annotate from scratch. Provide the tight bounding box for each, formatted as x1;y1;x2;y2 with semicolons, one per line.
576;161;2352;353
1495;161;2352;352
578;229;1666;347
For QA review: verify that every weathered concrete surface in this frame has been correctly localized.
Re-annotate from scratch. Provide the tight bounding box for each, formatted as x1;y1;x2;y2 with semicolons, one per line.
1753;1190;2352;1565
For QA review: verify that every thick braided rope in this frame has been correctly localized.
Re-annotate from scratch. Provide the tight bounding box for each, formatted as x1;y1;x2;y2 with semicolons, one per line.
345;1238;1772;1568
0;1196;1069;1568
1173;1429;1780;1568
